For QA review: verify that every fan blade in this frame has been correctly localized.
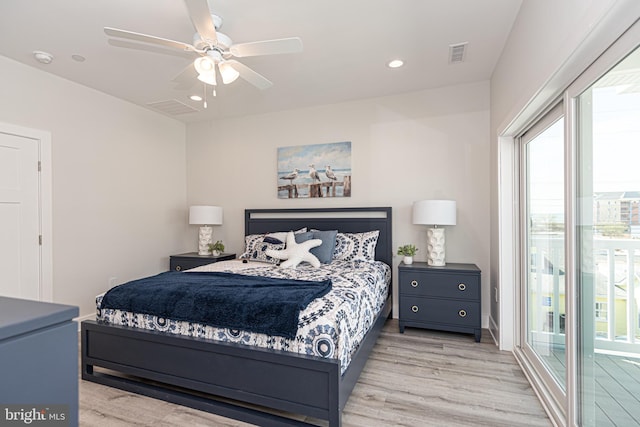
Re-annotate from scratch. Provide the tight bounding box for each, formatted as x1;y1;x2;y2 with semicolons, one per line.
184;0;218;46
105;27;199;52
107;39;196;59
172;63;199;90
226;60;273;90
230;37;303;58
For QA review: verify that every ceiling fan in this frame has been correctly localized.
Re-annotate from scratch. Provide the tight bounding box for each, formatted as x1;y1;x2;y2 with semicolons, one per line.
104;0;303;94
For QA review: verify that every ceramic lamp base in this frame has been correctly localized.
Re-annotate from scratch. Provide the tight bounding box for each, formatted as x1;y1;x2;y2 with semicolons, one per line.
426;227;446;266
198;225;213;255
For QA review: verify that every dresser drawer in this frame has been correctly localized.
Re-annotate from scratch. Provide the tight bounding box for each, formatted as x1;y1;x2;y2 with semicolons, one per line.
399;271;480;300
399;296;480;327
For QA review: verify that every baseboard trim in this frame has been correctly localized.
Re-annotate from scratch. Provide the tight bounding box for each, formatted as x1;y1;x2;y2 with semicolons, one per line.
74;313;94;331
488;315;499;346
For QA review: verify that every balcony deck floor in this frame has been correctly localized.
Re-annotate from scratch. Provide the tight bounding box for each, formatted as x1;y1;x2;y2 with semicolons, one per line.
540;346;640;426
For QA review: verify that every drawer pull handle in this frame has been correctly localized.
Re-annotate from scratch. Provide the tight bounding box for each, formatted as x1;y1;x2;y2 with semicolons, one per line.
458;309;467;317
411;280;418;288
458;283;466;291
411;305;419;313
175;266;182;271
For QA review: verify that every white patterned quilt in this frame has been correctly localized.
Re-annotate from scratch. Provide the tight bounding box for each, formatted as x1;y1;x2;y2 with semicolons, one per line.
96;259;390;374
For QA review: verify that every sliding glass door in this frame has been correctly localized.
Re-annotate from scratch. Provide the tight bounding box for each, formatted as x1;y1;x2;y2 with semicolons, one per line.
516;25;640;426
521;106;567;410
575;45;640;427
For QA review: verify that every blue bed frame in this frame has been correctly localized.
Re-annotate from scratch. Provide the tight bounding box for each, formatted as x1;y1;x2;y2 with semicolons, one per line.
81;207;392;427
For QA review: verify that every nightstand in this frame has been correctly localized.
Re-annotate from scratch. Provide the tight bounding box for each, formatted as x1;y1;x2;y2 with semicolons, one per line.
169;252;236;271
0;297;79;425
398;262;481;342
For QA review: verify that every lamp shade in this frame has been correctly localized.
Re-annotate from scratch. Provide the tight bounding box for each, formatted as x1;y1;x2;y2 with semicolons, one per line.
412;200;456;226
219;61;240;84
189;205;223;225
194;56;215;74
197;70;217;86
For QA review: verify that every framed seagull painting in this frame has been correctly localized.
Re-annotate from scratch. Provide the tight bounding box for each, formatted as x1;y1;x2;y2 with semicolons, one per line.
277;141;352;199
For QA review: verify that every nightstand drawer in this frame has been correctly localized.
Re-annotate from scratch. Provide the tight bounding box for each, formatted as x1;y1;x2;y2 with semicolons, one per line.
170;258;210;271
169;253;236;271
399;271;480;300
399;297;480;327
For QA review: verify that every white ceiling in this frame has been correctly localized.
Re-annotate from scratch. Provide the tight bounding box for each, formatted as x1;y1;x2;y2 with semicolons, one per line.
0;0;522;122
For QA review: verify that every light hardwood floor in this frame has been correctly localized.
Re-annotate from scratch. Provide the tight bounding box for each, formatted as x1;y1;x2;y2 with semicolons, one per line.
79;319;552;427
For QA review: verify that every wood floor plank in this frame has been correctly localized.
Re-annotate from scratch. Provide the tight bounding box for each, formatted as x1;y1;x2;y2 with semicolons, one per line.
79;320;551;426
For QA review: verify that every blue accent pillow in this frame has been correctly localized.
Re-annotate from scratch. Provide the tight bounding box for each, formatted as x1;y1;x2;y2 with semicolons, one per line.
295;230;338;264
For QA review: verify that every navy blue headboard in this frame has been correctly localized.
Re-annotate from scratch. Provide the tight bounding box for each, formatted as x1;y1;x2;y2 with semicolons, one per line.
245;207;393;266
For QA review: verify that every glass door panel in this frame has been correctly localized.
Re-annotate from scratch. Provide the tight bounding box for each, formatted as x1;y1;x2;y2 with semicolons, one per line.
577;46;640;427
524;117;567;391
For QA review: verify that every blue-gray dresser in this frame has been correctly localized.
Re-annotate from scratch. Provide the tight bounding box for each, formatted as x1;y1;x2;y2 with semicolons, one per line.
0;297;79;426
398;262;481;342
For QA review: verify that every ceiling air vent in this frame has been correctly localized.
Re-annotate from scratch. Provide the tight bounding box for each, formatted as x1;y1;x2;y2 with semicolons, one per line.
147;99;199;115
449;42;468;64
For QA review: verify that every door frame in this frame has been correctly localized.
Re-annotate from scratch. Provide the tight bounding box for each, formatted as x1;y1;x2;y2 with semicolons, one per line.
498;15;640;427
0;122;52;301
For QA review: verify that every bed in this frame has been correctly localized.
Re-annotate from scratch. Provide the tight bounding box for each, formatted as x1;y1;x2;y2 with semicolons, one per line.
81;207;392;427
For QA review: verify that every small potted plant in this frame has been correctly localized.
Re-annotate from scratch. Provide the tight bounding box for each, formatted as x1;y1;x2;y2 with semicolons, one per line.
397;244;418;265
208;240;225;256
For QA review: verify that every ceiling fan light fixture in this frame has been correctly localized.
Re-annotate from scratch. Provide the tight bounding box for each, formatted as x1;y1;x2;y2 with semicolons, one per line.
197;70;217;86
104;2;303;96
194;56;215;74
219;61;240;84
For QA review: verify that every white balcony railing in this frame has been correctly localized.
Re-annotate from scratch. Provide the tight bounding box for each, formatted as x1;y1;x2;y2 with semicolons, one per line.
531;236;640;355
593;238;639;354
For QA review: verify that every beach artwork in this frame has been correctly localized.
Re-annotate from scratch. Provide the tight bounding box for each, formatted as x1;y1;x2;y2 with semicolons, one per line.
277;141;352;199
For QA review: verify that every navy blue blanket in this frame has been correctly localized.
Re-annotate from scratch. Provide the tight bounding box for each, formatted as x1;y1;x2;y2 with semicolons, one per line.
100;271;332;339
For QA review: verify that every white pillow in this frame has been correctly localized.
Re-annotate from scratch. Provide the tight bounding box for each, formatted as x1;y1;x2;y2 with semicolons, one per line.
265;231;322;268
332;230;380;261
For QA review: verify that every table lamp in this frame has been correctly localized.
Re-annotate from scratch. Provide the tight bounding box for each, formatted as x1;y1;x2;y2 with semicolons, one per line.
189;205;223;255
412;200;456;266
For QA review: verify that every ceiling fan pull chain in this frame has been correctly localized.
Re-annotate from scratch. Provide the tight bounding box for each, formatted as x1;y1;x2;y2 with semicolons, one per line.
203;83;207;109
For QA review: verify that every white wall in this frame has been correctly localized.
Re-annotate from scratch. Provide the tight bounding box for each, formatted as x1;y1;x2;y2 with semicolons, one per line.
491;0;622;132
489;0;638;347
0;55;189;317
187;81;492;323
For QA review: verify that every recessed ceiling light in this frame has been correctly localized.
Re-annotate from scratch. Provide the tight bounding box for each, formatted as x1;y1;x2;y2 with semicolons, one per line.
387;59;404;68
190;95;203;101
33;50;53;64
71;54;86;62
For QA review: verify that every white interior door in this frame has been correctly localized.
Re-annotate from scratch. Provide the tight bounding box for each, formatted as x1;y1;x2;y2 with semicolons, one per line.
0;132;40;300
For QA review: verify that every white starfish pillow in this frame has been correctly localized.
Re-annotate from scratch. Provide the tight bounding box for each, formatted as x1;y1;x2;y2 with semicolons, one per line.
265;231;322;268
